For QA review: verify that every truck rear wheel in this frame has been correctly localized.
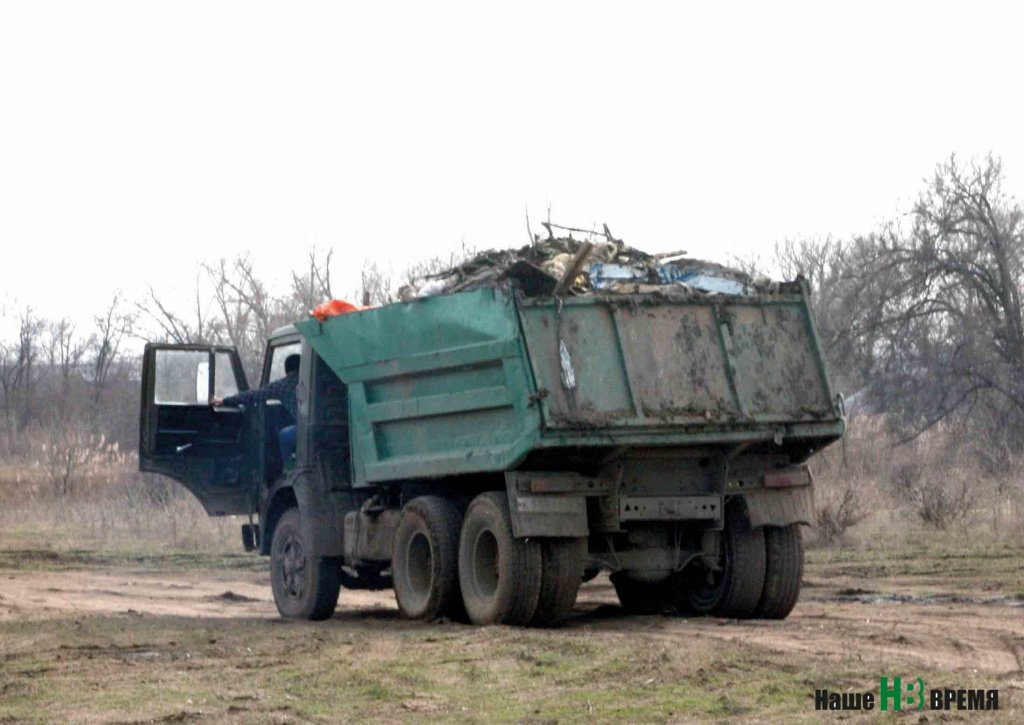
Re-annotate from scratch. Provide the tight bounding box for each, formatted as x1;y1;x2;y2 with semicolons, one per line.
753;524;803;619
682;500;766;618
392;496;464;622
458;492;542;626
530;538;585;627
270;508;341;620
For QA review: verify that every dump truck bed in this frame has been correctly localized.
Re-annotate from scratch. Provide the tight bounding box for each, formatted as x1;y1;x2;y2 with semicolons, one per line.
295;285;844;486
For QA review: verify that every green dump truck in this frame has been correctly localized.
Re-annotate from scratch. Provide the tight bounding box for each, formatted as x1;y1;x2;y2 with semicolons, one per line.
139;281;843;626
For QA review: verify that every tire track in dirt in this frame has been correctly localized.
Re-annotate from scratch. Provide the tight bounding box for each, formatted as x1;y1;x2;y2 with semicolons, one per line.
0;570;274;620
3;568;1023;676
571;582;1024;676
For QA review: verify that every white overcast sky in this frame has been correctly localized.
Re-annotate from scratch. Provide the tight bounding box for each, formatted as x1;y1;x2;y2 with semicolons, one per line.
2;1;1024;334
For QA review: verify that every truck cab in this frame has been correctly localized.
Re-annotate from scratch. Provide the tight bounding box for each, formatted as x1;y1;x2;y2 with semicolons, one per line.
140;326;381;619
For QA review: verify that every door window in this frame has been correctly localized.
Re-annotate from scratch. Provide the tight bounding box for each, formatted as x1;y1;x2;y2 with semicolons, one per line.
153;349;240;405
154;350;207;405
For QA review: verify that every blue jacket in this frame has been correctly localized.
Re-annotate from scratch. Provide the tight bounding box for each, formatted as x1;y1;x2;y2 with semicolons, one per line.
223;372;298;423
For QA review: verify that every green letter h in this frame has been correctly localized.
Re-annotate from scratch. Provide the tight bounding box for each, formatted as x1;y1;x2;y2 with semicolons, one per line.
880;677;901;711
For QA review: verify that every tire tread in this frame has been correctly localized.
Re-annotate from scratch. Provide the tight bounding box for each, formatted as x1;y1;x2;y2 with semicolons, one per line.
531;538;585;627
753;524;803;619
393;495;464;621
459;491;542;626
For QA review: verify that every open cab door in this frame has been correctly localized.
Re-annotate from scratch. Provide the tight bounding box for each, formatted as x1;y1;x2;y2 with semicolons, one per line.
139;344;254;516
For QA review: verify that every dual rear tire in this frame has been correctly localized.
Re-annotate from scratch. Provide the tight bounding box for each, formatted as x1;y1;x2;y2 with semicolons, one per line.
458;493;586;626
611;502;804;619
458;492;543;625
532;538;587;627
682;500;768;617
753;525;803;619
392;491;585;626
392;496;466;622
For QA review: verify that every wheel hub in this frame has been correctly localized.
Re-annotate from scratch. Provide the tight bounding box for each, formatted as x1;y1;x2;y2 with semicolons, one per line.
404;531;435;609
279;534;306;600
471;529;500;598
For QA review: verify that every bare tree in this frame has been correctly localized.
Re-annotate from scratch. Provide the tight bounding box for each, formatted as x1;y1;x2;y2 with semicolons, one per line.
91;293;135;404
45;318;86;379
290;247;334;313
138;270;222;345
837;155;1024;443
358;260;394;307
0;310;44;450
205;254;312;380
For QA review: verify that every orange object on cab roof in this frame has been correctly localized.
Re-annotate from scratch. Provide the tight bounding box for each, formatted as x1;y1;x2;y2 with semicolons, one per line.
311;299;364;321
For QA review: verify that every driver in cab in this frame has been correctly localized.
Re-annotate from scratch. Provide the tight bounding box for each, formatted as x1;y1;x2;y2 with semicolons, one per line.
212;353;299;460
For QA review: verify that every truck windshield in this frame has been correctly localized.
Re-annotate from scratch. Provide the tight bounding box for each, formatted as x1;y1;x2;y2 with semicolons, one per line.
266;341;302;384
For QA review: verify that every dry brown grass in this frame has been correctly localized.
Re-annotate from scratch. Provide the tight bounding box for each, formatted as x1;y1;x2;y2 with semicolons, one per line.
0;455;237;553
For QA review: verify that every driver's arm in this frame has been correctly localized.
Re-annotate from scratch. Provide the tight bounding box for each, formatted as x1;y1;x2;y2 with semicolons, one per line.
212;378;285;408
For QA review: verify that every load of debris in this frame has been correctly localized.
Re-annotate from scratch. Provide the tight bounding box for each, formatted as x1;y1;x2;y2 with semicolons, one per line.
397;223;776;302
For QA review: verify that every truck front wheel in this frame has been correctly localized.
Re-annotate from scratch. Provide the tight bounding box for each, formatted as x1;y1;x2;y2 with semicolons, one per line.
458;492;542;626
392;496;464;621
270;508;341;620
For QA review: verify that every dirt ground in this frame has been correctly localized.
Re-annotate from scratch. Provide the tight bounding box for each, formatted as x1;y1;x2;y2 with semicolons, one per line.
1;542;1022;723
3;562;1023;676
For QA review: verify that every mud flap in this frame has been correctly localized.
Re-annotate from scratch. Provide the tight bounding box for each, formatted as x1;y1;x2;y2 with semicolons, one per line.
742;485;815;529
505;472;590;538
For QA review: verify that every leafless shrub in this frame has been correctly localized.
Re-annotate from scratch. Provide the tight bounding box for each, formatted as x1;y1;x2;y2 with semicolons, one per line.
815;487;870;545
889;461;924;499
888;451;975;529
914;478;974;529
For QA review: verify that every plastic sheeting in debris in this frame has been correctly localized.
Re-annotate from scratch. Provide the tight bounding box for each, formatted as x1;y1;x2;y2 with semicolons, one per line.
589;262;748;295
